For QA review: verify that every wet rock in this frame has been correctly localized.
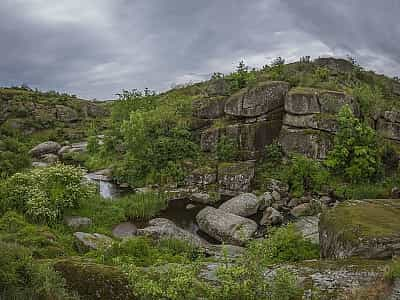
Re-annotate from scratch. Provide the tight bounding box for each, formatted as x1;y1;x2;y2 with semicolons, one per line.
218;161;255;196
29;141;61;157
73;232;113;253
64;216;92;230
224;81;289;117
320;199;400;259
260;207;283;226
294;216;319;244
218;193;259;217
137;218;207;248
112;222;137;238
86;169;113;182
196;206;258;246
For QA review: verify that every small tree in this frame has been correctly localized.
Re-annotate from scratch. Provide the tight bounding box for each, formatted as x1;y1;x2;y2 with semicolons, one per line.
326;105;382;182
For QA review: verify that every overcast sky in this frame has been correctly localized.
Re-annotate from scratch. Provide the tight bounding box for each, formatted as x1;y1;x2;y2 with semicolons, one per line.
0;1;399;99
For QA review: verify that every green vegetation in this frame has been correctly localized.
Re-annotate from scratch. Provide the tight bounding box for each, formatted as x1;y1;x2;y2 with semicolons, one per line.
216;135;240;161
326;105;382;182
119;192;168;221
0;164;94;224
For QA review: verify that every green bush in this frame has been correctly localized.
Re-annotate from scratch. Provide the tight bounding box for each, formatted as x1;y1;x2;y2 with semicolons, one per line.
216;136;239;161
0;241;74;299
245;224;319;266
227;60;257;91
0;135;31;179
0;164;95;224
352;83;384;119
119;192;167;221
283;155;329;197
326;105;382;183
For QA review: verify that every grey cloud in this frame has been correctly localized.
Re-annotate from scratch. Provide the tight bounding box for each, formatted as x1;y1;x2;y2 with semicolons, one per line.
0;1;398;99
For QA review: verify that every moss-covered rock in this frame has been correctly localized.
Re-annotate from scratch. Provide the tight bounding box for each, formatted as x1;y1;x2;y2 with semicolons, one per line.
192;96;226;119
53;258;136;300
320;199;400;259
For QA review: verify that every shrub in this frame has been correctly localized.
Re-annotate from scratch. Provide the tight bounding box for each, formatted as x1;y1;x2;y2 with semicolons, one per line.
227;60;256;91
352;83;384;119
283;155;329;197
0;164;94;224
245;224;319;266
119;192;167;221
326;105;382;183
0;135;31;179
216;136;239;161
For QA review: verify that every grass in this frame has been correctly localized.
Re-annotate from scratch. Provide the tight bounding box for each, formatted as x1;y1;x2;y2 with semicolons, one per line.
320;199;400;243
119;192;168;221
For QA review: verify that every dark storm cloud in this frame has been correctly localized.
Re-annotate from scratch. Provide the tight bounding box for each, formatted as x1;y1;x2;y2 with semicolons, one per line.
0;1;398;99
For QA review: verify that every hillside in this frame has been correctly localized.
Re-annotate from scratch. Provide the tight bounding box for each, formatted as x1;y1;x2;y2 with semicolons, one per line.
2;57;400;299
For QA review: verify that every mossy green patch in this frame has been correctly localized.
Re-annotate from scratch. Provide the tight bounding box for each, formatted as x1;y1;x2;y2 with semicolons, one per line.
320;199;400;243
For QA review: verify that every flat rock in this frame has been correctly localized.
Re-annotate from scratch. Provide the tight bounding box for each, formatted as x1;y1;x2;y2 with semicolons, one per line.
320;199;400;259
196;206;258;246
112;222;137;238
218;193;259;217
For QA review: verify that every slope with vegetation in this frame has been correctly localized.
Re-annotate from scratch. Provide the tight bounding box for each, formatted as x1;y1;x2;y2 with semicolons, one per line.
1;56;400;299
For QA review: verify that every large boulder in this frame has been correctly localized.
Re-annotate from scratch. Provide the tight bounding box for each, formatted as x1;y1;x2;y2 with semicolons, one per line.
196;206;257;246
224;81;289;117
137;218;207;248
279;126;333;159
284;88;320;115
112;222;137;239
218;193;259;217
218;161;255;196
320;199;400;259
283;113;337;133
29;141;61;157
192;97;226;119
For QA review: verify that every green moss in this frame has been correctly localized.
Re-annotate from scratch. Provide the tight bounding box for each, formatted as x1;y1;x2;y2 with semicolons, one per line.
53;257;136;300
320;199;400;243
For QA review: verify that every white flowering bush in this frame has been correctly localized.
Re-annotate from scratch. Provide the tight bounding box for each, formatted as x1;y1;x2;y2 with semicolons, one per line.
0;164;95;224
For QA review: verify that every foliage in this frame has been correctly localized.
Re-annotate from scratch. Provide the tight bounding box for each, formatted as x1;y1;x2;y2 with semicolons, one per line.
352;83;384;119
326;105;382;183
118;192;167;221
245;224;319;266
91;237;201;268
0;164;94;224
216;135;239;161
313;67;330;81
283;155;329;197
0;211;74;258
264;142;284;166
0;241;74;299
0;134;31;178
227;60;257;92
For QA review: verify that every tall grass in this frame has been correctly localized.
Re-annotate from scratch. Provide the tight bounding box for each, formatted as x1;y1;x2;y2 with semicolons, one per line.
119;192;168;220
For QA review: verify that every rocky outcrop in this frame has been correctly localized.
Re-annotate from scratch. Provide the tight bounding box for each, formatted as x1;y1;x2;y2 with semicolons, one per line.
377;110;400;141
224;81;289;117
55;105;79;122
192;97;226;119
218;193;259;217
280;88;357;159
217;161;255;196
279;126;333;159
137;218;207;248
29;141;61;157
320;199;400;259
73;232;113;253
314;57;354;74
196;206;258;246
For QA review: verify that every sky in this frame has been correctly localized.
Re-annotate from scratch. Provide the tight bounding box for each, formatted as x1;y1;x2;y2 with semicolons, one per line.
0;0;399;100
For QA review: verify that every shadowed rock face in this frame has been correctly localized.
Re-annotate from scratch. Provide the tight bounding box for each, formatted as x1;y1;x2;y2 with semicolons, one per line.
196;206;257;246
319;199;400;259
377;110;400;141
217;161;255;196
224;81;289;117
